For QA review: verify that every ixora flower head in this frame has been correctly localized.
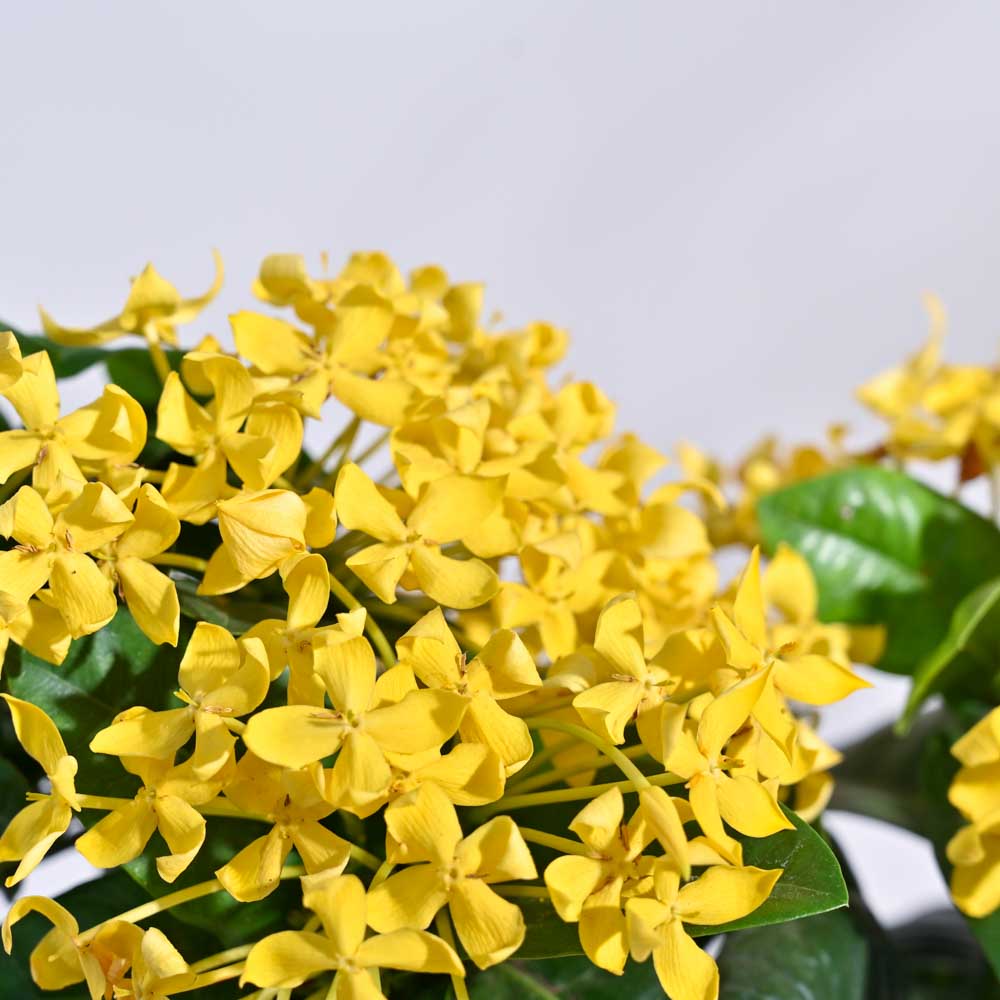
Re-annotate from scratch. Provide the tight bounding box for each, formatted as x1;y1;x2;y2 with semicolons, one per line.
0;249;883;999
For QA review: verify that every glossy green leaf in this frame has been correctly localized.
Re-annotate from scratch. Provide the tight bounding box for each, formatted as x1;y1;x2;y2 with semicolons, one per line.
1;869;207;998
514;805;846;961
4;608;184;794
469;955;664;999
757;466;1000;672
903;577;1000;726
687;807;847;936
105;346;181;410
9;329;107;379
717;907;868;1000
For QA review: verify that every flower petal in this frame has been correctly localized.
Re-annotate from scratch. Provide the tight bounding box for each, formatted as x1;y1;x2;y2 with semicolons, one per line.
450;878;525;970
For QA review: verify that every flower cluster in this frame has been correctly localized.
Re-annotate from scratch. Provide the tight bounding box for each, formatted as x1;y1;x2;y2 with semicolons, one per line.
0;251;871;999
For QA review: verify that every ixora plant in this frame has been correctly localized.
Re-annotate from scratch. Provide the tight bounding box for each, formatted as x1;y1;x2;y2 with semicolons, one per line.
0;255;977;1000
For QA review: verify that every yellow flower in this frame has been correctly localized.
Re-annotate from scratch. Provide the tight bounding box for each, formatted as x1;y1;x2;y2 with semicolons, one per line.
946;706;1000;916
366;782;538;969
245;552;366;704
0;330;23;389
0;349;146;494
335;462;502;608
244;634;467;815
663;669;793;863
0;483;133;637
543;788;659;974
0;591;71;668
215;752;351;902
242;870;464;996
90;623;269;779
3;896;141;999
40;252;223;348
0;694;79;886
711;548;870;739
114;928;196;999
573;594;680;753
76;734;222;883
98;485;181;646
231;296;415;424
396;607;541;774
625;862;781;1000
157;350;303;523
199;486;308;596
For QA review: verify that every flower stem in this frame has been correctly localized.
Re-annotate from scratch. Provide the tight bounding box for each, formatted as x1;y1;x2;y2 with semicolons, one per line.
350;844;383;872
511;744;650;793
150;552;209;573
189;944;253;973
370;859;395;887
507;735;576;784
179;961;245;991
77;867;305;942
350;430;389;468
494;885;553;900
144;331;173;384
434;910;470;1000
474;770;683;819
297;416;361;488
517;827;590;856
328;572;396;666
525;717;650;789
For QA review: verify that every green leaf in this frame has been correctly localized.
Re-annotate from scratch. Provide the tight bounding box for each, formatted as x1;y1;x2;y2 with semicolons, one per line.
121;816;305;945
757;466;1000;672
1;869;206;997
512;805;846;962
903;576;1000;726
687;807;847;936
717;907;868;1000
105;346;181;410
468;955;664;999
10;329;107;379
4;608;184;794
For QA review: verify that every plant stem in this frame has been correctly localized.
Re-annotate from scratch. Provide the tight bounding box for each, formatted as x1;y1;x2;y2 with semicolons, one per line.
494;885;553;900
473;770;683;819
77;867;305;942
525;717;650;789
180;961;245;991
517;827;590;856
150;552;209;573
507;735;576;784
350;430;389;468
189;944;253;974
297;416;361;488
511;744;650;794
434;910;470;1000
328;572;396;666
144;331;173;384
370;859;395;887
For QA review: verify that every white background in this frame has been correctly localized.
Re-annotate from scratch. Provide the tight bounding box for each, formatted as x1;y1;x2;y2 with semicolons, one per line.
4;1;1000;927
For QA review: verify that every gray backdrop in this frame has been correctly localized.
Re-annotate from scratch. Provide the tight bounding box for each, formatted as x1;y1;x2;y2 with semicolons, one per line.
5;0;998;927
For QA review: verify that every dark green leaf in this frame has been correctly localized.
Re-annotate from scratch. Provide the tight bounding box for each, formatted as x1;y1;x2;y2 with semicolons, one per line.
121;816;305;945
891;909;1000;1000
106;346;181;410
903;577;1000;726
512;805;846;961
0;755;29;834
688;806;847;936
757;466;1000;672
717;907;867;1000
2;870;206;997
468;955;664;999
4;608;185;794
10;329;107;379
